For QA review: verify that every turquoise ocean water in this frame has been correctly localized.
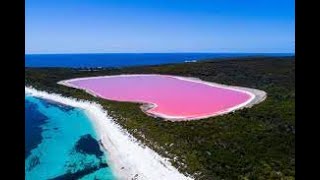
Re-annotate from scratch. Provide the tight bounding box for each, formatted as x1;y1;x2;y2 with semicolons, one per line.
25;95;115;180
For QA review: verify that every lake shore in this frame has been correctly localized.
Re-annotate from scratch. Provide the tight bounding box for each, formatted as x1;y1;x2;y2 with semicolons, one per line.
58;74;267;121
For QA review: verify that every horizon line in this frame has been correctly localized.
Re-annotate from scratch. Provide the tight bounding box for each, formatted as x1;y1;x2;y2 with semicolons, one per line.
25;52;295;55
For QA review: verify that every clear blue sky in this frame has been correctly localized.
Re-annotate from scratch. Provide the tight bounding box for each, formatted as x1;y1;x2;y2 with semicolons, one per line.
26;0;295;54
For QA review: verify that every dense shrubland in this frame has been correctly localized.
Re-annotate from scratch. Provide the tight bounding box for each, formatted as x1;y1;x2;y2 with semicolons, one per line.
26;57;295;179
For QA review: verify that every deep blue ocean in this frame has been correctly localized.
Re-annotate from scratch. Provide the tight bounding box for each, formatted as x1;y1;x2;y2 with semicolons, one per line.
25;96;115;180
25;53;293;68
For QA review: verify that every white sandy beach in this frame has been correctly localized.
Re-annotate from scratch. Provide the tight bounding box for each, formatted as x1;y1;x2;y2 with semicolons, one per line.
58;74;267;121
25;87;193;180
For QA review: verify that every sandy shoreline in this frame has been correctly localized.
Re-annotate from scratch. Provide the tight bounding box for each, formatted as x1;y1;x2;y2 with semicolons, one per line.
25;87;193;180
58;74;267;121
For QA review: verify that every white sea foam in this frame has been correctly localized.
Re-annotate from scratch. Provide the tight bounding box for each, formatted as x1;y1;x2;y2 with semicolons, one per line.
25;87;193;180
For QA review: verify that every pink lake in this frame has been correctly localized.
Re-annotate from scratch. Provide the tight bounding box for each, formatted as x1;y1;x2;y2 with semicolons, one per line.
64;75;254;120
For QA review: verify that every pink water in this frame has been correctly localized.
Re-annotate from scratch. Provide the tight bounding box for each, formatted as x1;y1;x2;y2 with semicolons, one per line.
67;75;253;120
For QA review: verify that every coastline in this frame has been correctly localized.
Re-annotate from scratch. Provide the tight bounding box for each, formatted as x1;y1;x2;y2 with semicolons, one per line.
25;58;295;179
25;86;193;180
58;74;267;121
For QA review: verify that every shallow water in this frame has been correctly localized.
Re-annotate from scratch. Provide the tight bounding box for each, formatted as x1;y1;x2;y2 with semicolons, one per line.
25;96;115;180
67;75;252;120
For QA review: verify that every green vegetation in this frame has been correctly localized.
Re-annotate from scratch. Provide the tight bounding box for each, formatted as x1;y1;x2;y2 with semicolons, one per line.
25;57;295;179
